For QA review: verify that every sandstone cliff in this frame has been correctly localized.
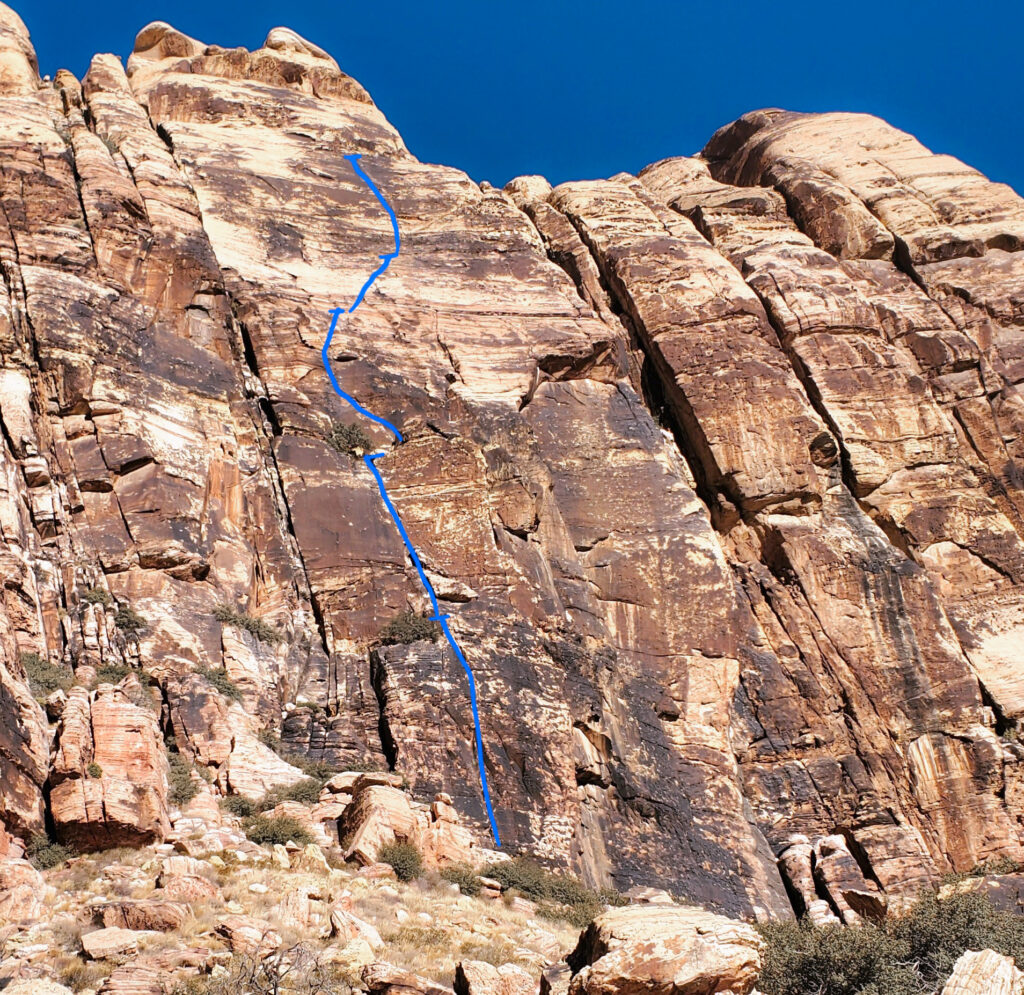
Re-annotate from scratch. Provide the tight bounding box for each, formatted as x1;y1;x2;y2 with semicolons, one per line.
0;2;1022;925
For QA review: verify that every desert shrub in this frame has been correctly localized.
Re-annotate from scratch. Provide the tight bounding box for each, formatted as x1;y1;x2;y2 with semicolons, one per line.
258;728;281;751
378;611;441;646
327;421;373;457
440;861;481;896
196;666;243;702
482;856;622;928
56;955;108;993
86;761;103;778
266;777;323;808
26;832;74;870
113;604;147;637
757;919;918;995
889;888;1024;991
94;663;130;685
81;587;112;607
243;814;313;847
757;888;1024;995
212;604;282;645
167;752;199;806
21;651;73;700
220;795;256;819
378;840;423;882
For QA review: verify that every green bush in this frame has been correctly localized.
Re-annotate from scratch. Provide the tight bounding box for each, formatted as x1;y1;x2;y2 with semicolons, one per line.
482;856;623;928
86;762;103;779
378;841;423;882
20;651;73;700
212;604;282;645
441;862;481;896
26;832;74;870
114;604;148;637
94;663;130;685
757;888;1024;995
378;611;441;646
890;889;1024;991
243;814;313;847
81;587;112;607
266;777;323;808
327;421;373;457
167;752;199;806
196;666;244;702
220;795;255;819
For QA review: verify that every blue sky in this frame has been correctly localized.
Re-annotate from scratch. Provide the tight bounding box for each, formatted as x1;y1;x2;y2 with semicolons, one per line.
20;1;1024;194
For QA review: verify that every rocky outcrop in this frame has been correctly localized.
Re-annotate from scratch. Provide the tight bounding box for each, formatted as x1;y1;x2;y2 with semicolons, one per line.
0;0;1020;922
566;905;763;995
49;681;170;848
340;777;487;867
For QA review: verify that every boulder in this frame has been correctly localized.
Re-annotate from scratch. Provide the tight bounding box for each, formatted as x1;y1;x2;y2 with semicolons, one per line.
363;962;455;995
157;874;220;902
330;906;384;949
215;914;281;956
566;905;762;995
455;961;536;995
0;858;46;924
99;899;191;931
82;926;148;960
941;949;1024;995
4;982;74;995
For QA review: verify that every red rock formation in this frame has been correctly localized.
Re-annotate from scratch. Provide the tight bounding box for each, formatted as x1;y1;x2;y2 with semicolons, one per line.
0;1;1021;921
49;681;170;847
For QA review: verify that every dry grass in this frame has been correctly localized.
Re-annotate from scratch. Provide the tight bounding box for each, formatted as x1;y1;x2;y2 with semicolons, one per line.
32;836;579;991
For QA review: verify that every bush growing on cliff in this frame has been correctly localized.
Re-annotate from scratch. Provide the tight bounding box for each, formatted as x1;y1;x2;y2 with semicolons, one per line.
378;611;441;646
94;663;130;685
81;587;112;607
21;651;73;701
196;666;244;702
757;888;1024;995
481;856;624;928
327;421;373;457
167;752;200;806
378;841;423;881
26;832;74;870
212;604;283;645
220;795;255;818
114;604;148;638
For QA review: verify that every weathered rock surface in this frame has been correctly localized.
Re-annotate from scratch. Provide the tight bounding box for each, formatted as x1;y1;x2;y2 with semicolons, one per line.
49;682;170;848
566;905;763;995
940;948;1024;995
455;960;536;995
0;1;1020;924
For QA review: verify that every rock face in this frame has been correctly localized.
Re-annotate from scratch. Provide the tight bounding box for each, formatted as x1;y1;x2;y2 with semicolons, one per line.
566;905;763;995
0;1;1022;919
49;681;170;847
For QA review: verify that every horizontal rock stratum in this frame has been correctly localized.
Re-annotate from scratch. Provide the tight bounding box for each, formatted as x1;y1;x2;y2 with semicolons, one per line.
0;1;1022;923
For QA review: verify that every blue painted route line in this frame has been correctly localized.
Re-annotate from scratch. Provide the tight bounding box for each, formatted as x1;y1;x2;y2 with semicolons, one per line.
321;154;501;845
